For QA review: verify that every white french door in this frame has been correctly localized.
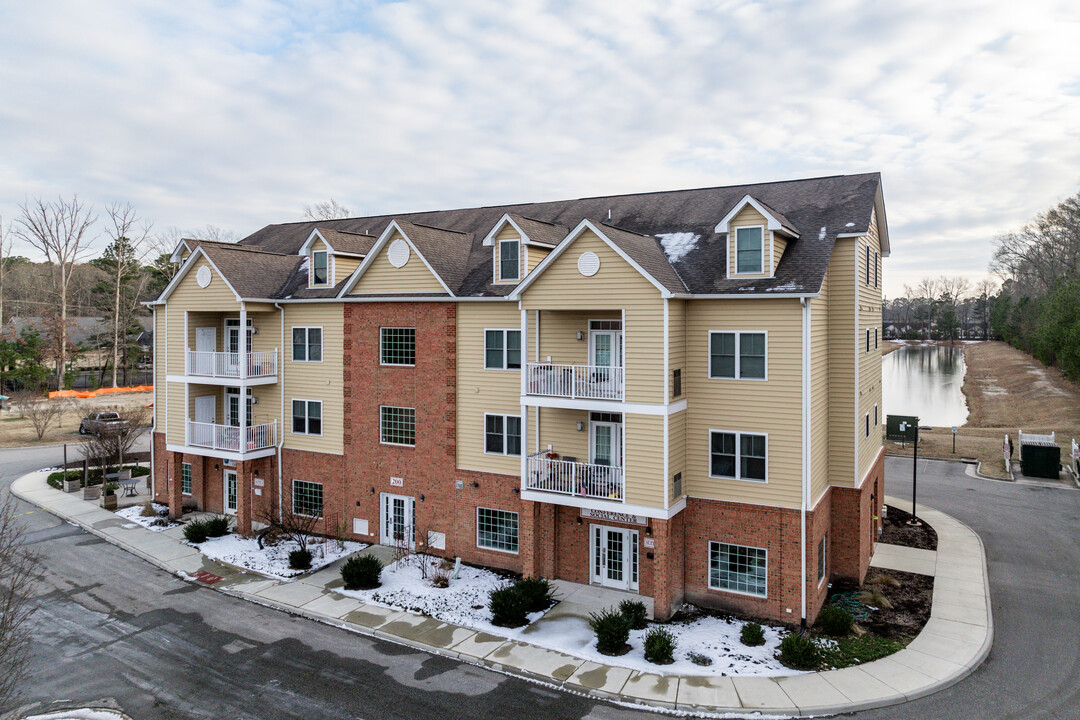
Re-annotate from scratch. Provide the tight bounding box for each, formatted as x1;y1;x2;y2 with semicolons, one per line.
589;330;623;369
590;525;639;591
590;420;622;467
223;470;238;515
224;318;253;373
380;493;415;548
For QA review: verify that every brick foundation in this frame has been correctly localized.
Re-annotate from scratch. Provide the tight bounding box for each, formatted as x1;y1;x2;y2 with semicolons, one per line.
830;448;885;583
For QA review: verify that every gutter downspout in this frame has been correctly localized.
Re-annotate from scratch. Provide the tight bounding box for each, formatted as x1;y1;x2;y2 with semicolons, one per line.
800;297;811;629
275;302;285;521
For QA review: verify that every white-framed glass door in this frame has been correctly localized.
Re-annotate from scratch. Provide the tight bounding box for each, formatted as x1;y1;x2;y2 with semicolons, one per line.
590;421;622;467
225;388;253;428
590;524;639;591
223;470;238;515
380;493;415;548
224;318;253;372
589;330;623;368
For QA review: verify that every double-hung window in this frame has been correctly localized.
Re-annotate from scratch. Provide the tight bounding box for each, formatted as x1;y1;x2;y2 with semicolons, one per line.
485;329;521;369
292;400;322;435
710;541;767;597
380;327;415;366
180;462;192;495
312;250;329;286
484;414;521;456
710;430;767;482
380;406;415;446
709;331;766;380
292;479;323;518
735;226;764;274
292;327;323;362
477;508;518;553
499;240;520;281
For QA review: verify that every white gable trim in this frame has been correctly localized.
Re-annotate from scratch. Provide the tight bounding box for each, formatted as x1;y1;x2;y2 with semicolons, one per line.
714;195;797;237
481;213;558;248
155;247;242;304
509;219;673;300
299;229;332;256
337;220;455;297
168;239;193;264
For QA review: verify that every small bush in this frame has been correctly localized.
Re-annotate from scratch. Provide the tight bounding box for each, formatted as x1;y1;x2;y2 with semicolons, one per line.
289;548;313;570
140;502;158;518
779;633;820;670
489;584;529;627
643;627;676;664
183;519;210;544
517;577;557;613
817;604;855;636
741;622;766;647
205;515;231;538
341;554;383;590
619;599;648;630
589;607;631;655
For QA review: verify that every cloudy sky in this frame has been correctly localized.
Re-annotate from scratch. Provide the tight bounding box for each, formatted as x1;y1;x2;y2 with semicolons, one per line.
1;0;1077;296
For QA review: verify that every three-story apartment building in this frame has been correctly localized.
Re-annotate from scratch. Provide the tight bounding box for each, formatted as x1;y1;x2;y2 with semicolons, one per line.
149;173;888;625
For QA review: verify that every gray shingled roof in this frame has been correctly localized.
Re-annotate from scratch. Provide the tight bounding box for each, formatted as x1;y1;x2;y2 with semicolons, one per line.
200;245;302;299
505;214;567;248
313;228;376;256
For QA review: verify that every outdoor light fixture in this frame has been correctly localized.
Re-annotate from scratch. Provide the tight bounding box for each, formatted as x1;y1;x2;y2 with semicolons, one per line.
420;494;425;502
471;481;480;488
646;526;652;535
577;331;584;341
512;488;519;494
370;487;375;494
576;517;583;525
576;422;584;432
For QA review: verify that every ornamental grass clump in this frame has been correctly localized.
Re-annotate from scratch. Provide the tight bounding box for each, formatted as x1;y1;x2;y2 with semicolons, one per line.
341;554;383;590
643;627;677;664
619;599;648;630
740;621;766;647
589;607;631;656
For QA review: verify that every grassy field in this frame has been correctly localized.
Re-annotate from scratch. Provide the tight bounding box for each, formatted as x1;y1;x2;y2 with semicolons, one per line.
0;391;153;448
884;342;1080;479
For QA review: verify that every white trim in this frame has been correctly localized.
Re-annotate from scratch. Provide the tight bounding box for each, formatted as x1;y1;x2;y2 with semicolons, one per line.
707;330;768;381
481;213;560;248
714;194;797;236
835;232;868;238
521;395;686;415
291;326;324;362
707;540;768;598
707;429;768;483
730;225;766;277
168;238;192;263
854;243;860;486
663;298;670;510
155;247;243;304
518;490;686;520
520;308;529;485
223;469;238;515
483;413;523;457
166;443;278;463
495;237;522;283
338;220;456;297
298;228;332;256
379;405;416;446
483;328;522;370
310;249;330;287
476;506;520;554
800;296;811;623
379;326;417;367
290;398;324;437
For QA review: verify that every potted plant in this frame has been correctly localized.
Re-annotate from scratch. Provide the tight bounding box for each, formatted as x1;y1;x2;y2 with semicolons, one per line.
63;472;80;493
101;482;119;510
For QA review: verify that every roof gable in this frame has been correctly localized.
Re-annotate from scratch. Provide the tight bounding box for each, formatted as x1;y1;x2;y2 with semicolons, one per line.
298;228;376;258
154;248;242;304
340;220;456;296
481;213;566;248
714;195;800;237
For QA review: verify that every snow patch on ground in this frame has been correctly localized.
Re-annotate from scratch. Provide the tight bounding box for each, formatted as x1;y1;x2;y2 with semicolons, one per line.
655;232;700;263
192;534;367;580
23;710;128;720
115;502;178;532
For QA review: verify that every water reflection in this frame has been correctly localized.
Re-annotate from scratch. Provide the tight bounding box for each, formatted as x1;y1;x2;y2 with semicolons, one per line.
882;344;969;427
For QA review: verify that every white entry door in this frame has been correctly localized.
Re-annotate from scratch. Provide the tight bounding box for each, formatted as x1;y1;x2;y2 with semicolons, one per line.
380;493;415;548
590;525;638;591
194;327;216;374
223;470;238;515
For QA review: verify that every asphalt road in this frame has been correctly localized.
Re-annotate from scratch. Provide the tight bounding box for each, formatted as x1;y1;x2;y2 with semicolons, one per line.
2;445;1079;719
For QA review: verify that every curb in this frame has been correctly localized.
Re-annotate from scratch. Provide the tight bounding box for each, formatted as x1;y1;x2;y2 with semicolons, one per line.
12;472;994;717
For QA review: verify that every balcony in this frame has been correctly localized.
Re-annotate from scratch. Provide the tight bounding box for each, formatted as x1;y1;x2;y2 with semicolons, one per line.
185;350;277;380
187;420;277;453
525;363;624;401
526;451;624;502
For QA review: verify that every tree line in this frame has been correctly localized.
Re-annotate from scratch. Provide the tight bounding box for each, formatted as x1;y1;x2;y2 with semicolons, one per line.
883;275;998;341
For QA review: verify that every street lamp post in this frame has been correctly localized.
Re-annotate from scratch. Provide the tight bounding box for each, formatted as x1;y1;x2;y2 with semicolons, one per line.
907;423;932;527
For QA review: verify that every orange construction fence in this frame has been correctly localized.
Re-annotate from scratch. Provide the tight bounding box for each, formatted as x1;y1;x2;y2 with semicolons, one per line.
49;385;153;400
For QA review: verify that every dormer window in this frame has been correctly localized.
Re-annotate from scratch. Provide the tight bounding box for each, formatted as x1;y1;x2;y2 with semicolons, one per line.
312;250;329;286
735;227;764;274
499;239;520;281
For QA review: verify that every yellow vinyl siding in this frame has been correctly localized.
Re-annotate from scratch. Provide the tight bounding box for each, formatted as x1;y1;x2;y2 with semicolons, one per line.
494;225;522;284
625;414;665;507
351;232;446;294
520;229;666;404
773;236;787;274
532;309;620;366
334;256;363;285
535;407;589;460
668;410;686;501
728;205;771;279
527;246;550;274
684;298;804;509
457;302;523;475
668;299;686;400
810;273;830;504
857;210;884;482
164;257;239;376
828;239;857;487
166;381;186;445
283;303;344;454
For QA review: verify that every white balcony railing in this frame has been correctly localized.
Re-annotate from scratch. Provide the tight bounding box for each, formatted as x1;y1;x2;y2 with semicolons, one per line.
525;363;624;401
187;420;276;453
185;349;277;379
526;452;624;501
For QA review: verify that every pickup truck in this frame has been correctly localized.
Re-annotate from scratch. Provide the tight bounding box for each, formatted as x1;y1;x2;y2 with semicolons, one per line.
78;411;130;436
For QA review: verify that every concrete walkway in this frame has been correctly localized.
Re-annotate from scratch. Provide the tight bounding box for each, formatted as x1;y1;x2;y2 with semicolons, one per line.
13;473;992;717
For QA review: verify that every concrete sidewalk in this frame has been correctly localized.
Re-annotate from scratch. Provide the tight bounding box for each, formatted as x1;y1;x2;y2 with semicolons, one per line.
13;472;993;717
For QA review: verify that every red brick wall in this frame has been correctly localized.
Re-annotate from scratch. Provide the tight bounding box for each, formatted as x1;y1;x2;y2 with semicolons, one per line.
829;448;885;583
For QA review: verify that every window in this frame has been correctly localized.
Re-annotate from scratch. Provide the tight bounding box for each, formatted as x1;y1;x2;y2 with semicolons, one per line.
477;508;518;553
312;250;329;286
710;541;767;597
226;387;253;427
866;329;871;353
735;227;764;274
292;399;322;435
709;331;766;380
292;327;323;362
380;406;415;445
672;368;682;398
865;412;870;438
484;329;521;369
817;535;827;583
874;251;879;288
484;414;521;456
671;472;683;499
874;404;879;427
181;462;192;495
875;328;879;349
710;430;767;482
865;245;871;285
292;479;323;518
380;327;415;366
499;240;520;281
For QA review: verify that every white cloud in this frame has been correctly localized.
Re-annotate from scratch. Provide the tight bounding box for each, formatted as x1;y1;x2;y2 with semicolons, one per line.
0;0;1077;298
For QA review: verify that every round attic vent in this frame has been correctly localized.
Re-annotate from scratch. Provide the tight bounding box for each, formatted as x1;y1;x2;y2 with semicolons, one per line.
196;266;212;288
577;251;600;277
388;239;411;268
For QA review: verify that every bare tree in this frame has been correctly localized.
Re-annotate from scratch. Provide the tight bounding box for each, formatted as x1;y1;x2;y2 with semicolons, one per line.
20;395;63;440
191;224;237;243
102;203;153;387
303;199;351;221
116;404;152;459
254;504;319;552
0;496;40;711
13;196;97;389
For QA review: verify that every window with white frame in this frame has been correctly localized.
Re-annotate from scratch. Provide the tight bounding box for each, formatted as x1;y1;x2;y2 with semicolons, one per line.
817;535;827;583
312;250;329;286
874;251;880;288
292;327;323;361
380;327;415;366
292;479;323;517
874;404;879;426
484;329;521;369
865;245;871;285
181;462;192;495
380;406;415;445
292;399;322;435
866;328;871;353
735;226;764;274
709;430;767;482
499;239;520;281
875;328;879;349
477;507;518;553
485;414;521;456
709;541;767;596
865;412;870;438
709;331;766;380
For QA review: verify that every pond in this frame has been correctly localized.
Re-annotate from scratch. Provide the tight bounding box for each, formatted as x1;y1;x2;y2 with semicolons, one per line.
882;344;969;428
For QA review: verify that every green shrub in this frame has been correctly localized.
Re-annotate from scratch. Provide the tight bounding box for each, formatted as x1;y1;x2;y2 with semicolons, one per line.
516;577;557;613
205;515;231;538
589;607;631;655
289;548;313;570
817;604;854;637
183;519;210;544
341;554;383;590
741;622;766;646
489;584;529;627
619;599;648;630
779;633;820;670
643;627;676;664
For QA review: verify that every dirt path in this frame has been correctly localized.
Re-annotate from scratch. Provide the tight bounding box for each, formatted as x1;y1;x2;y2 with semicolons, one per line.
0;391;153;448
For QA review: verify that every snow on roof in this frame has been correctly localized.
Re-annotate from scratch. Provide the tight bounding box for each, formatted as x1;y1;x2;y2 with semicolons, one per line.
655;232;700;263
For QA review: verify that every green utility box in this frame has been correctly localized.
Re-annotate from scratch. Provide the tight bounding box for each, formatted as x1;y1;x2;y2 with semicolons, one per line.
1021;442;1061;479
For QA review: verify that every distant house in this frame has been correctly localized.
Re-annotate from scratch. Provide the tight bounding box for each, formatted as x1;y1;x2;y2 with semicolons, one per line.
2;316;153;385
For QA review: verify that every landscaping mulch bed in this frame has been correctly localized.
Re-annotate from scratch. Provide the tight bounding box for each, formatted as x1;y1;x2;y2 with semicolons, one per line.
828;568;933;642
880;503;938;551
